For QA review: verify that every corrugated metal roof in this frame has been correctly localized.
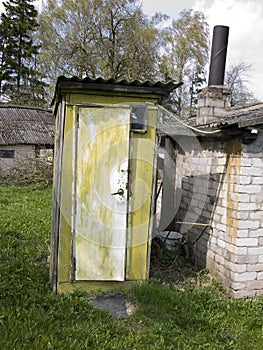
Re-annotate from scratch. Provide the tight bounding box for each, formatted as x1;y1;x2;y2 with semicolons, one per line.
218;104;263;128
56;75;182;91
196;103;263;129
157;103;263;138
0;104;54;145
53;75;182;104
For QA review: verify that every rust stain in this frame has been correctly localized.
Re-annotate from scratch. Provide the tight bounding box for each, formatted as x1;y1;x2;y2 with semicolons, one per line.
225;140;241;239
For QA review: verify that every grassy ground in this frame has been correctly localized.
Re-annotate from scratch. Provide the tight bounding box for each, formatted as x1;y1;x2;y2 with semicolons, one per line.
0;185;263;349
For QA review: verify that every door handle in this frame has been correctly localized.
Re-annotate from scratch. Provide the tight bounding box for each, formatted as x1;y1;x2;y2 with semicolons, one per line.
111;188;124;196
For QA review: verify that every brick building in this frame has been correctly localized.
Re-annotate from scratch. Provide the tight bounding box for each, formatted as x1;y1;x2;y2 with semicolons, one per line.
159;86;263;298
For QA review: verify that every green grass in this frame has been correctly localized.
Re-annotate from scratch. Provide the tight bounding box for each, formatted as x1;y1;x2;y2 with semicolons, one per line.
0;185;263;349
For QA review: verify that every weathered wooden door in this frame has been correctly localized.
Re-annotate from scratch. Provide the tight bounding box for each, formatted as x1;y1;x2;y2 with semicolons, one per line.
73;106;131;281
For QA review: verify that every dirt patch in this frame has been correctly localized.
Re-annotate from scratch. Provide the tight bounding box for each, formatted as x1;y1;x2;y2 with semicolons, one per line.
150;249;207;290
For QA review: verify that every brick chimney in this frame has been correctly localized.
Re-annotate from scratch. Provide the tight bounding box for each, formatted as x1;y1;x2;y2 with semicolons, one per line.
196;25;230;126
196;85;231;126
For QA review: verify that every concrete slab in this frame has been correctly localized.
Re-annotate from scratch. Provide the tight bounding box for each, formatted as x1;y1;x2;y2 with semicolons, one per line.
91;294;129;319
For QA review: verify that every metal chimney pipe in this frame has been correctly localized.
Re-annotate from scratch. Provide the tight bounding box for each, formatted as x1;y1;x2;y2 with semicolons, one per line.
208;25;229;86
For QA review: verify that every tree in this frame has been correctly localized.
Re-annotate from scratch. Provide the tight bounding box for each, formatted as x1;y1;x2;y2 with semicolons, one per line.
0;0;47;106
225;62;259;107
158;9;209;117
37;2;210;111
38;0;161;87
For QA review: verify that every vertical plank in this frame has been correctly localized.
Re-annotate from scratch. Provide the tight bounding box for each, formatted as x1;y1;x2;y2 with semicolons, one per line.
127;106;157;280
50;97;66;293
57;105;75;283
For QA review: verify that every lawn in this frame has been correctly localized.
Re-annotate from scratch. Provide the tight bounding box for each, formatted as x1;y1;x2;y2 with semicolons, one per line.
0;185;263;349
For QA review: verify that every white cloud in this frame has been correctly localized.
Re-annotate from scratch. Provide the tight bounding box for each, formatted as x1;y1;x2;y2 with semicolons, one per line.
141;0;196;17
142;0;263;100
0;0;4;14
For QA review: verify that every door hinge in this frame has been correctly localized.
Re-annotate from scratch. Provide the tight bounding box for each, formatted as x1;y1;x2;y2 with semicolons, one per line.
76;113;79;128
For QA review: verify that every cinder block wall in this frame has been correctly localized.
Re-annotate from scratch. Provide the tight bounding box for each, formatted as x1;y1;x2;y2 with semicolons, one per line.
175;131;263;298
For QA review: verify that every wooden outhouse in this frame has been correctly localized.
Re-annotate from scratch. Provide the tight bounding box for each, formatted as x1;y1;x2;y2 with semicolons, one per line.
50;76;180;293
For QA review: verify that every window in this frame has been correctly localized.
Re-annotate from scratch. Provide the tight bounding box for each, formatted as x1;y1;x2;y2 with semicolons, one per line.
0;150;15;158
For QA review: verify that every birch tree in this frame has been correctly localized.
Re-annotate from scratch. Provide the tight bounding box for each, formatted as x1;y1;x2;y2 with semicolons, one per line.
159;9;209;117
38;0;160;83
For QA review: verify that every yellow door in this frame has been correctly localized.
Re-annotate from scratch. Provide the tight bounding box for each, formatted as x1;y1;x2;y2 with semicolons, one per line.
73;106;131;281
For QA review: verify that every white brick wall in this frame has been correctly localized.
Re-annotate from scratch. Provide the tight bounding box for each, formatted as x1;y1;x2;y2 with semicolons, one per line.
174;130;263;298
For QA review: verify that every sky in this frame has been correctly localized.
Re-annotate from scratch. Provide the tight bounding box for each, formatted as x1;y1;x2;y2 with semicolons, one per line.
0;0;263;101
142;0;263;101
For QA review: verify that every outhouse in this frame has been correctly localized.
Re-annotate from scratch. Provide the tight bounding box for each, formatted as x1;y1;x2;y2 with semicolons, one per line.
50;76;180;294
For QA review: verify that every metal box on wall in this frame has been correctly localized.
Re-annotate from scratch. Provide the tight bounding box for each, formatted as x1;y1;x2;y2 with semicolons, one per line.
50;76;179;293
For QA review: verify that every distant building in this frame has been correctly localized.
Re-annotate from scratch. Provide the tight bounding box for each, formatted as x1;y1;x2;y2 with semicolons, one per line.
0;104;54;180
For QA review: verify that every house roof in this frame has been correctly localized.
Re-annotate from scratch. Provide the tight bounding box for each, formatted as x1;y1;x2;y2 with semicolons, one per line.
53;75;183;105
0;104;54;146
213;103;263;129
158;103;263;138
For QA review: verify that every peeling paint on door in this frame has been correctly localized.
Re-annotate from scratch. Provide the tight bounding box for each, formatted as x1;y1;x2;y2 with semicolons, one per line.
50;76;178;293
73;107;131;281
